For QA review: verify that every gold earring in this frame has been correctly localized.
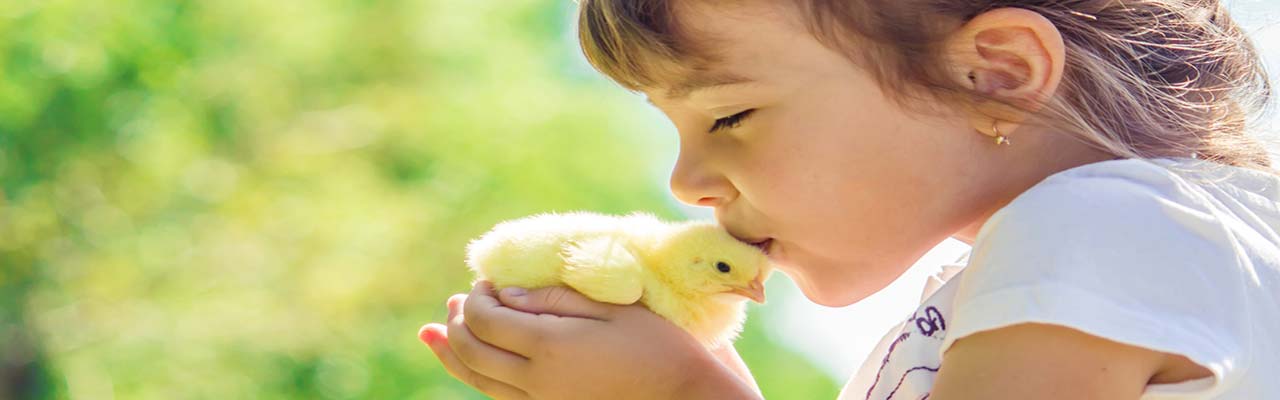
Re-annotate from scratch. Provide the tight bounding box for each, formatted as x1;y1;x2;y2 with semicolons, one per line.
992;120;1010;146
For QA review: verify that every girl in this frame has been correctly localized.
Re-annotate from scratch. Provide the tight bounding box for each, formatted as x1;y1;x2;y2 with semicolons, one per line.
420;0;1280;398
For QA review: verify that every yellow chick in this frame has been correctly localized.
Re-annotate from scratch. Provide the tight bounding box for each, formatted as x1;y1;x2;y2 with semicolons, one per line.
465;211;773;349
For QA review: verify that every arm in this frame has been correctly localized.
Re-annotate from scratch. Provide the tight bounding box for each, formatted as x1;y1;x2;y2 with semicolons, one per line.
710;343;762;395
929;322;1211;400
679;347;764;400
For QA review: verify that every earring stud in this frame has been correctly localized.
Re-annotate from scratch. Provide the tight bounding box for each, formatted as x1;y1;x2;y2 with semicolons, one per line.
992;120;1010;146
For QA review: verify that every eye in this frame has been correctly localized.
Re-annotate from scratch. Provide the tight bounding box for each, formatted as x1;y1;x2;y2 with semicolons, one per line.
708;109;755;133
716;261;732;273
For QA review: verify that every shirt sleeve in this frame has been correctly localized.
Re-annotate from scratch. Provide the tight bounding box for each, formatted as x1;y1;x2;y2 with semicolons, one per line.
939;171;1253;394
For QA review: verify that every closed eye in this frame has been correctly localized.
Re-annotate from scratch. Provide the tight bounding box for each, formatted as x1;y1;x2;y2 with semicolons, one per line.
709;109;755;133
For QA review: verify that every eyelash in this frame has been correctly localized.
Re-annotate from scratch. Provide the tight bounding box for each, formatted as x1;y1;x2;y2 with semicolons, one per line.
709;109;755;133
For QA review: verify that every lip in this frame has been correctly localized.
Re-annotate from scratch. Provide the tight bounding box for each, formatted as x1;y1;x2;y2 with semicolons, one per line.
725;226;771;255
750;238;773;255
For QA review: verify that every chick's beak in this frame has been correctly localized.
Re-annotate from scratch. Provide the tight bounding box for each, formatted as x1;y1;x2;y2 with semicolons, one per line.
728;276;767;304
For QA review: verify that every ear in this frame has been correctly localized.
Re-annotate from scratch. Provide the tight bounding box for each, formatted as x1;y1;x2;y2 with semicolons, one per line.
944;7;1066;141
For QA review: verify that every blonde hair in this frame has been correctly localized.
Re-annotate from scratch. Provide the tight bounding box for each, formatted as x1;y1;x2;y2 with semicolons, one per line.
577;0;1275;171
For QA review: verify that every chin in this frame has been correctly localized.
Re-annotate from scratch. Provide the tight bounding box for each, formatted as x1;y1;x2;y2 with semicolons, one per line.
799;283;869;307
780;259;893;308
774;267;857;307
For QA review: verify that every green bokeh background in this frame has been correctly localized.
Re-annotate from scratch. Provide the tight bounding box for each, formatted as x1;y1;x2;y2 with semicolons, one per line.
0;0;837;398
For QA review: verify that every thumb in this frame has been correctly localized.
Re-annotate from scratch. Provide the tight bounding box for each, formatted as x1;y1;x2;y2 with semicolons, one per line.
497;285;616;320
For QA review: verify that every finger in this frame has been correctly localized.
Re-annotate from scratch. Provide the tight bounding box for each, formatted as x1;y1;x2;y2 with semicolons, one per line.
448;294;467;320
447;305;531;385
448;293;467;311
497;285;617;320
419;322;446;346
420;324;530;400
462;282;608;357
461;283;549;357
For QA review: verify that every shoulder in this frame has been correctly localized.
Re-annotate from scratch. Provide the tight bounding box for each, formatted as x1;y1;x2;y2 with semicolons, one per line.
937;158;1252;396
956;158;1249;327
969;157;1239;280
985;157;1213;234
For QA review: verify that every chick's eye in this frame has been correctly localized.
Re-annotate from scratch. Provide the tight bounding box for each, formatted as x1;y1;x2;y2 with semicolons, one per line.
709;109;755;133
716;261;732;273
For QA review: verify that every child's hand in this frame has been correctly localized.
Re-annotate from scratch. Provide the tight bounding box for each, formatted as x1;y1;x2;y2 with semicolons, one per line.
418;282;761;400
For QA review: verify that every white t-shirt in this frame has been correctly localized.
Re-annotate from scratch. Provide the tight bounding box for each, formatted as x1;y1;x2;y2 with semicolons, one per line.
839;157;1280;399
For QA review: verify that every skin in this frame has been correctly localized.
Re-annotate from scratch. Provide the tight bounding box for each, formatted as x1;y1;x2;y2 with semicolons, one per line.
422;2;1213;399
422;283;760;400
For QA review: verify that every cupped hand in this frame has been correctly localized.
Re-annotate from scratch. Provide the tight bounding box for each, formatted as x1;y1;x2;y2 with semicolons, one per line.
419;282;760;400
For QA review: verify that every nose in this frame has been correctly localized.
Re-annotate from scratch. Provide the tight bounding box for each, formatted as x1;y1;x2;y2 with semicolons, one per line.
669;143;736;208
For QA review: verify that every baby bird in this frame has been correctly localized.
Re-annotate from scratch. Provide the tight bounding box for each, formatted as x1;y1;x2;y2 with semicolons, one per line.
466;211;773;349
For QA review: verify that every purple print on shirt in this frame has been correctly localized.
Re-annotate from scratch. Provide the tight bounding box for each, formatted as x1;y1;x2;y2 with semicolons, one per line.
915;306;946;337
851;269;967;400
862;308;949;399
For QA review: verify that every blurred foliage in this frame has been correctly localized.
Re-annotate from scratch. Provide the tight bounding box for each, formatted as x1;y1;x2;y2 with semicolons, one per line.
0;0;836;399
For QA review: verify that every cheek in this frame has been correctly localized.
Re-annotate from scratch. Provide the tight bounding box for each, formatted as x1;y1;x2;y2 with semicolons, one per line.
743;105;963;305
776;252;907;307
749;110;924;256
749;89;930;214
730;64;980;302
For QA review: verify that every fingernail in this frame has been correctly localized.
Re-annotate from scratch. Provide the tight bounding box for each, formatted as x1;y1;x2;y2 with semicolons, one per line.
501;287;527;297
418;325;438;344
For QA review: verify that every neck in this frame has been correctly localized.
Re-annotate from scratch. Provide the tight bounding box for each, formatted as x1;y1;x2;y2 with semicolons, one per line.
951;127;1119;245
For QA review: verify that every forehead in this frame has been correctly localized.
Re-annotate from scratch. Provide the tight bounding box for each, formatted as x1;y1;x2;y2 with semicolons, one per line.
674;0;804;35
656;2;816;98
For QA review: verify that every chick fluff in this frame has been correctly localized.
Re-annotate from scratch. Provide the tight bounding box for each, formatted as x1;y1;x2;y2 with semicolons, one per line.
466;211;772;349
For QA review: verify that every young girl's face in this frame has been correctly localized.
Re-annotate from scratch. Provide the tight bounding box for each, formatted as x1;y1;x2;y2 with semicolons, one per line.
646;2;1013;306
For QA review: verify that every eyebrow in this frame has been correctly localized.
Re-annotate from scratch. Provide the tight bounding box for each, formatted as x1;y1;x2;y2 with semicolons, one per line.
663;70;756;100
